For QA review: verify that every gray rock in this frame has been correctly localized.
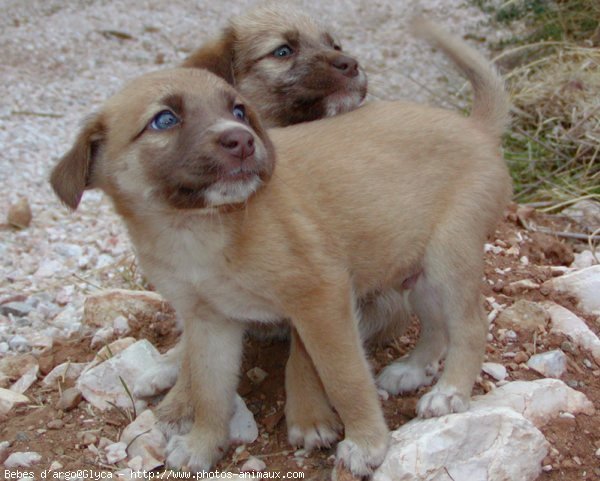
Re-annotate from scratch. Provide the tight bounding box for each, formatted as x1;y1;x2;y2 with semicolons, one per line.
470;379;595;427
527;350;567;378
543;302;600;364
481;362;507;381
4;451;42;468
0;302;32;317
56;387;83;411
8;335;30;352
496;300;549;331
374;408;547;481
77;340;161;410
545;266;600;316
83;289;169;329
0;387;29;415
42;362;88;387
120;409;166;471
562;199;600;232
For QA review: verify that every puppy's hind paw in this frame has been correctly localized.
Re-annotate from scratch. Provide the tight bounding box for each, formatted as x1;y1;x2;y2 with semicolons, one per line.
333;437;388;480
416;386;469;418
376;360;435;395
133;361;179;399
165;432;224;472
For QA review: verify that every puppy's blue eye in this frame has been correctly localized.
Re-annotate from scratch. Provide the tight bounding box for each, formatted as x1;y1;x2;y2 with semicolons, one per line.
273;45;293;58
150;110;179;130
233;104;246;120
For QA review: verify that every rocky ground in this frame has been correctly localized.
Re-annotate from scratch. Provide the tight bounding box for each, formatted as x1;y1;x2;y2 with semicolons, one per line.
1;1;599;480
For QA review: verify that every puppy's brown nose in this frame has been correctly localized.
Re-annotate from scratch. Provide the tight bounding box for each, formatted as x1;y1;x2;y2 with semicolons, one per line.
219;128;255;160
331;54;358;78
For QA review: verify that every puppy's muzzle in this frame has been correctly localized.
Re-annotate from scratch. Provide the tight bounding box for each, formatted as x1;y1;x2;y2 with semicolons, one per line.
218;128;255;161
331;54;359;78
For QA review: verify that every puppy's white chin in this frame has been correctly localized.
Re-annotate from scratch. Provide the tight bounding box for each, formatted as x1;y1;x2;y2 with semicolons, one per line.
325;91;364;117
205;175;262;207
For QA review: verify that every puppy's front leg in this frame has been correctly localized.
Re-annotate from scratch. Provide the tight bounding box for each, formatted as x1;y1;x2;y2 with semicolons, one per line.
288;284;389;478
159;311;245;471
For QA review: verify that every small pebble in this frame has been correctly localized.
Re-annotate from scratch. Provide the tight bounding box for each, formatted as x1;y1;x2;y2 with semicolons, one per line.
47;419;64;430
56;387;83;411
7;198;32;229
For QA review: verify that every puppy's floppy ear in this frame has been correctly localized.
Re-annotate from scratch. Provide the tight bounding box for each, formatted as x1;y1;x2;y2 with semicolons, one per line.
50;114;105;210
181;27;236;84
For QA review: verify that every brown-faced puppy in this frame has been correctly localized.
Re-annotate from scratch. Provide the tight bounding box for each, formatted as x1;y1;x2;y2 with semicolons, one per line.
182;3;367;127
51;20;511;479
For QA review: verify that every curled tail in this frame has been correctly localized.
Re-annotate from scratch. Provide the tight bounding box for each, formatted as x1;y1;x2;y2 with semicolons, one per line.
411;18;510;138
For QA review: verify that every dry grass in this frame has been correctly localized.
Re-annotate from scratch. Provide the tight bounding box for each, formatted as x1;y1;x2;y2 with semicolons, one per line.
474;0;600;206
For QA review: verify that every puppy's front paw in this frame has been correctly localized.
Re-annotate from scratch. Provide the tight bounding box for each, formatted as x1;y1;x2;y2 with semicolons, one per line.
376;359;437;395
416;386;469;418
165;431;226;472
333;437;388;479
156;395;193;437
134;360;179;399
288;422;341;451
286;398;342;450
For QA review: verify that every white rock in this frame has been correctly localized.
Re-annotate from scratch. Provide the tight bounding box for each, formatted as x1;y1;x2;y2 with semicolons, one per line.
246;367;268;384
42;362;88;387
571;250;598;269
34;259;64;278
113;315;130;336
120;410;166;471
229;393;258;444
241;456;266;472
4;451;42;468
562;199;600;230
374;408;547;481
10;364;39;394
470;379;595;427
8;335;30;352
77;340;162;410
90;326;115;348
543;302;600;364
0;387;29;415
105;441;128;464
0;440;10;459
495;300;549;331
482;362;507;381
51;305;82;335
527;350;567;378
49;460;63;471
546;265;600;316
89;337;137;368
83;289;168;328
127;455;143;471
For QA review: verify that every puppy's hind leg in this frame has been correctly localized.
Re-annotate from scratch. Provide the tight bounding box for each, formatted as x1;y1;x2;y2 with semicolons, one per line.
413;241;487;418
376;284;447;396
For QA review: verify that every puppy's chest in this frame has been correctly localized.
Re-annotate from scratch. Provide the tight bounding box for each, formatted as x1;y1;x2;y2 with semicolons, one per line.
141;226;281;323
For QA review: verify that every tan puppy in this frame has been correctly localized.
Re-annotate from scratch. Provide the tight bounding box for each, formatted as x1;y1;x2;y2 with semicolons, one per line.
183;3;367;127
133;3;368;400
51;20;511;478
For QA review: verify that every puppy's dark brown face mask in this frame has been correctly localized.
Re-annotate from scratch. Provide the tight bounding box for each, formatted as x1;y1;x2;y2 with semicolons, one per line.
183;6;367;127
50;69;275;216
